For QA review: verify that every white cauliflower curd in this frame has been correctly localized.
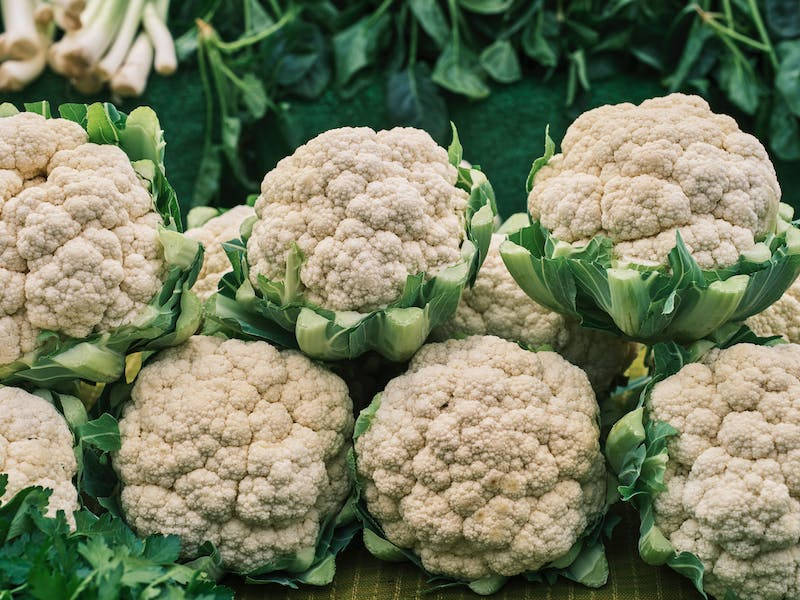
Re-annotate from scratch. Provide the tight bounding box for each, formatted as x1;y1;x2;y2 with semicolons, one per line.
354;335;606;581
0;111;166;366
528;93;781;268
247;126;469;312
0;386;78;525
647;343;800;600
436;233;635;392
113;335;354;572
185;204;254;300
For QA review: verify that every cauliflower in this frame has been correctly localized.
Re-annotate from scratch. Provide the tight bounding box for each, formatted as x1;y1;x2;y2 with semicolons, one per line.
185;205;254;300
353;335;608;587
608;343;800;600
208;126;496;361
435;232;635;392
500;94;800;344
746;277;800;343
113;335;354;575
0;103;201;387
0;386;78;526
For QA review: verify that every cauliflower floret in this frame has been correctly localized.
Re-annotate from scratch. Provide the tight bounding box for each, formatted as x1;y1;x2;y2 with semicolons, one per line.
0;387;78;526
528;94;780;268
435;234;635;392
113;335;354;572
0;112;166;364
246;127;469;312
746;278;800;343
355;335;606;580
649;343;800;600
185;205;254;300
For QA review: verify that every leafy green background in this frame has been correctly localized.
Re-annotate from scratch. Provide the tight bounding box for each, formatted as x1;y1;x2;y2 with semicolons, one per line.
2;54;786;600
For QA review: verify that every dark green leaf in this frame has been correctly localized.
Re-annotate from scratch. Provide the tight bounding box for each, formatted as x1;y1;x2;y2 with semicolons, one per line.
386;64;448;139
776;41;800;117
479;40;522;84
192;147;223;207
766;0;800;38
664;21;712;91
242;0;273;34
409;0;449;48
238;73;269;119
522;17;558;67
770;97;800;160
432;42;490;99
175;26;199;60
718;53;759;115
333;13;391;87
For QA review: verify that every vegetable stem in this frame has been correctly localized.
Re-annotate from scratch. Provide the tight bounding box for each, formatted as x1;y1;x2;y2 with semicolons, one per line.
1;0;40;60
214;8;296;53
96;0;147;80
142;0;177;75
111;31;153;97
746;0;778;68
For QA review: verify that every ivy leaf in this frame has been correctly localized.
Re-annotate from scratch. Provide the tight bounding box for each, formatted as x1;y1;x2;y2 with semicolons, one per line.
479;40;522;84
387;63;448;140
432;42;490;99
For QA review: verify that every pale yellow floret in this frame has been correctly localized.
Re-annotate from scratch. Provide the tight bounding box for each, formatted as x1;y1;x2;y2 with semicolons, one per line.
528;94;781;268
185;205;254;300
0;111;167;365
246;127;469;312
649;343;800;600
0;387;78;527
435;234;635;392
113;335;354;572
355;335;606;580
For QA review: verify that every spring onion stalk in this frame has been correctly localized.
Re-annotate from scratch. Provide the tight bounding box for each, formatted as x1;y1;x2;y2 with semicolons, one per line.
53;0;86;30
142;0;175;75
0;17;52;90
96;0;146;79
111;31;153;97
33;1;54;26
51;0;125;76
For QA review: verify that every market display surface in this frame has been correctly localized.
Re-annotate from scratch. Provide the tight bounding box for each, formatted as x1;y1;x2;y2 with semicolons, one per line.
2;2;800;600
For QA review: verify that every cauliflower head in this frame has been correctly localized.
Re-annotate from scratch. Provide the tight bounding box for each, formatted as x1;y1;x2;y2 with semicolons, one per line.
186;205;254;300
528;94;780;269
0;111;167;366
354;335;606;580
647;343;800;600
113;335;354;572
746;277;800;343
0;387;78;526
435;234;635;392
247;126;468;312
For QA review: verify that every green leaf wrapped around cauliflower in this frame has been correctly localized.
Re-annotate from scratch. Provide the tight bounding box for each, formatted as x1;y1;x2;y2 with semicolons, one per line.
112;335;356;585
185;205;255;301
207;125;497;362
0;387;78;527
352;335;610;594
746;277;800;343
500;94;800;344
0;102;202;389
435;225;636;393
607;342;800;600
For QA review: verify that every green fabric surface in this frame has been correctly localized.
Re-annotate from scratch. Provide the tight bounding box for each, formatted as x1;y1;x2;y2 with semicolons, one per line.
226;505;702;600
2;63;789;600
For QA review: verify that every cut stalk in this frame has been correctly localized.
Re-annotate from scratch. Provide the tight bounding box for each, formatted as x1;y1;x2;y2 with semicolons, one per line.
0;18;52;91
1;0;39;60
57;0;125;76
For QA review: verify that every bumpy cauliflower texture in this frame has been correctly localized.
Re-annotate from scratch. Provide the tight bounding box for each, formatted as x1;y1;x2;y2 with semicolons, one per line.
0;387;78;525
436;234;635;392
247;127;469;312
746;278;800;343
528;94;780;268
186;205;254;300
355;335;606;580
113;335;354;572
649;343;800;600
0;111;166;365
